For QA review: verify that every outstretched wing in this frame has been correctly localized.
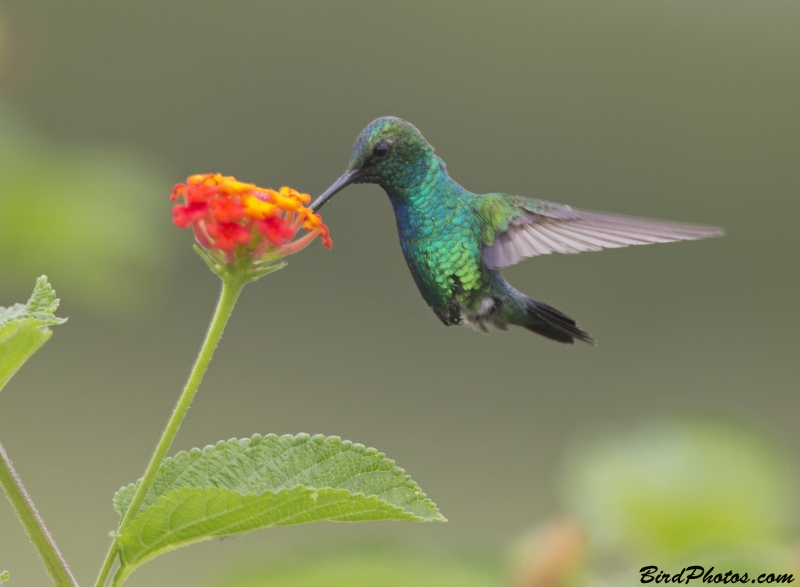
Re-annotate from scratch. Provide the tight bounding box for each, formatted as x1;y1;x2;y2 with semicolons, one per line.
480;196;723;270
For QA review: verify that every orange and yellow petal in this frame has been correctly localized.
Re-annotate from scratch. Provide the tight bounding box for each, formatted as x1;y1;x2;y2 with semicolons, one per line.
242;195;278;220
171;172;331;262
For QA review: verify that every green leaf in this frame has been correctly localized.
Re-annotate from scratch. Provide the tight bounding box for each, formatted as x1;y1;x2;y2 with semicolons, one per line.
120;486;427;569
0;320;51;393
114;434;444;571
0;275;66;331
0;570;8;586
0;276;65;393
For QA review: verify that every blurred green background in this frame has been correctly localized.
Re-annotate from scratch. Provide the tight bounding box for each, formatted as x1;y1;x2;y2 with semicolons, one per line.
0;1;798;586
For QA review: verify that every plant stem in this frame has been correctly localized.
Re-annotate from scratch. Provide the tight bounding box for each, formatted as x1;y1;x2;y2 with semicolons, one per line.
108;564;130;587
94;273;246;587
93;543;118;587
0;439;80;587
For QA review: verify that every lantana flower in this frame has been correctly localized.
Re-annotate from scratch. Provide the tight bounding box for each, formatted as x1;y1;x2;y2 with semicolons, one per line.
171;174;331;275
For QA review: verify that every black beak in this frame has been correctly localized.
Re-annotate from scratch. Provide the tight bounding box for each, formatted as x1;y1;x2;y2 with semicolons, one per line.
310;168;362;213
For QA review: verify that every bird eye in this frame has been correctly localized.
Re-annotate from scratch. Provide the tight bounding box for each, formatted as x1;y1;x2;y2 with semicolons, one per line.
373;141;391;159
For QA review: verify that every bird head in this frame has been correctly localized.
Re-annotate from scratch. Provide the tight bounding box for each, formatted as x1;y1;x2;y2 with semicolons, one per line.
311;117;436;212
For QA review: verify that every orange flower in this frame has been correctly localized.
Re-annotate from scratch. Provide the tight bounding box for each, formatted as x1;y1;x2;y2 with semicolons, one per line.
171;173;331;265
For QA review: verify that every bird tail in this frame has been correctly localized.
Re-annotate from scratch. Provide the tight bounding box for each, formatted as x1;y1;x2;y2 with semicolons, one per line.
523;298;596;345
490;273;595;344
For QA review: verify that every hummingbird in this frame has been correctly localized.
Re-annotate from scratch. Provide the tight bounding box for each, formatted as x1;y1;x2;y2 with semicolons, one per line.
312;117;722;344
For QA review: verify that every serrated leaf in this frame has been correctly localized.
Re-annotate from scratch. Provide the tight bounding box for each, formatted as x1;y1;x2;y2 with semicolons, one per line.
0;276;65;393
114;434;442;521
114;434;444;573
0;276;66;332
119;486;423;568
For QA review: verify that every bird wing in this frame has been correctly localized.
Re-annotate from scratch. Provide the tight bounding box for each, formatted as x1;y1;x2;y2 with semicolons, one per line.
478;195;723;270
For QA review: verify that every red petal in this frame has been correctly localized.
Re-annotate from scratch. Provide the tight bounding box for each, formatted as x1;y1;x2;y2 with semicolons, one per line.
170;183;188;201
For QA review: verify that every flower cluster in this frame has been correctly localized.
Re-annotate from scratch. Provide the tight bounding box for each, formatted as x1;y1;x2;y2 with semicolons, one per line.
171;174;331;265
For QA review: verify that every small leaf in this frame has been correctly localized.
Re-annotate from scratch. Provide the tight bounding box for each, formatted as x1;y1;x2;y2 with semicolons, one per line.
192;244;222;275
0;570;8;586
114;434;443;571
0;320;51;392
0;276;65;393
0;275;66;331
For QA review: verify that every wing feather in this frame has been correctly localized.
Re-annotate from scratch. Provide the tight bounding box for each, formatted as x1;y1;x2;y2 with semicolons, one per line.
483;203;723;269
522;230;552;256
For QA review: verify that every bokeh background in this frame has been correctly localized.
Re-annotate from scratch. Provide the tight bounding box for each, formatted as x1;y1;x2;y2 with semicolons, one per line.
1;2;798;586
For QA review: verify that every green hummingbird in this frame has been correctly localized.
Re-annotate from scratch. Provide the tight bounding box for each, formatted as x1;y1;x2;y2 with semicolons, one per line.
312;117;723;344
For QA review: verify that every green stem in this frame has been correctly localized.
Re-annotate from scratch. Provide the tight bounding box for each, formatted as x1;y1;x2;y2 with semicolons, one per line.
0;439;80;587
94;273;246;587
93;543;117;587
108;564;130;587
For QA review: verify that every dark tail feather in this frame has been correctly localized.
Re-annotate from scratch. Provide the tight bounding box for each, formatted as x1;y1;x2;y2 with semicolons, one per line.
524;299;596;345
